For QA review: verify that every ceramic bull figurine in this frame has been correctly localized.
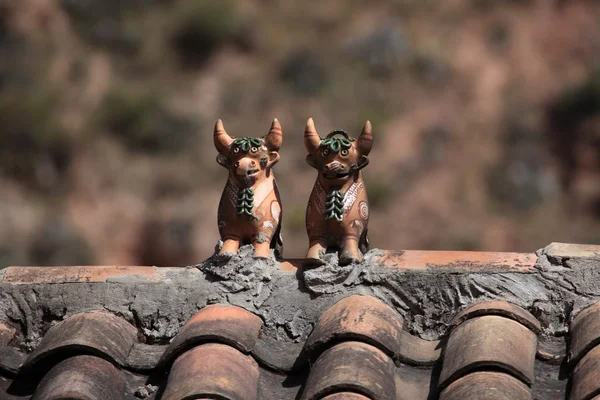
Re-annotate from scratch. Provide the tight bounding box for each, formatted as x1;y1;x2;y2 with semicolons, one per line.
304;118;373;266
214;119;283;259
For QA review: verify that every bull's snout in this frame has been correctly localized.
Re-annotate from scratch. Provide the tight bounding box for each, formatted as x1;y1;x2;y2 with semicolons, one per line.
324;161;342;171
323;161;344;178
234;159;259;176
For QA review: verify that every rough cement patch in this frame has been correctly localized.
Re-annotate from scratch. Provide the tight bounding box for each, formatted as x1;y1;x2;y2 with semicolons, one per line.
302;247;600;339
303;249;385;294
0;246;599;353
256;232;271;244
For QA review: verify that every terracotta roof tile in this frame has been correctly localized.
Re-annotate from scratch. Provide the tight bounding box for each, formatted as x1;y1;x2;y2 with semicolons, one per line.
4;245;598;399
545;242;600;260
571;344;600;400
439;371;532;400
31;355;125;400
161;343;259;400
378;250;537;271
0;324;16;349
569;302;600;365
301;341;396;400
157;304;262;370
2;265;165;284
321;393;372;400
450;301;541;334
0;347;26;375
304;295;403;359
22;311;137;373
439;315;537;389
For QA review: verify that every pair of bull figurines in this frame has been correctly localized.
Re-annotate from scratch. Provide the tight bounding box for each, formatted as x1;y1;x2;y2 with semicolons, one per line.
214;117;373;266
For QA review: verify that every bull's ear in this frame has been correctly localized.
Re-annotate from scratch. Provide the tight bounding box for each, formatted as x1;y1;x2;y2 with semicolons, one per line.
216;154;230;168
265;151;280;168
306;154;319;169
355;155;369;171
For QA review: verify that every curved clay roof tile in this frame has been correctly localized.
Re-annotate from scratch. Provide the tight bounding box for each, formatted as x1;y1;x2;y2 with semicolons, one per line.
157;304;263;370
439;371;532;400
31;355;125;400
449;301;541;334
22;311;137;373
569;302;600;365
571;345;600;400
301;341;396;400
439;315;537;390
304;295;404;359
161;343;259;400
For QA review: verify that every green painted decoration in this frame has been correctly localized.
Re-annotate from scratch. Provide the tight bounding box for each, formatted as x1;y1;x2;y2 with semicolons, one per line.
325;190;345;222
320;137;352;153
233;137;263;153
237;187;255;218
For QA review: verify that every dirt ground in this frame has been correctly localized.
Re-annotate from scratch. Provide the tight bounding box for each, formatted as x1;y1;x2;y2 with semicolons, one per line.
0;0;599;266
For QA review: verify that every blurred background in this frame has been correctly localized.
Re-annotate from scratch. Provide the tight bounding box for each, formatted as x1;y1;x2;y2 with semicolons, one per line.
0;0;599;267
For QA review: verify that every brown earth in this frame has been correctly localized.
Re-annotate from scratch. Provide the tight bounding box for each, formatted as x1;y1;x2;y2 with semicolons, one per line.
0;0;599;266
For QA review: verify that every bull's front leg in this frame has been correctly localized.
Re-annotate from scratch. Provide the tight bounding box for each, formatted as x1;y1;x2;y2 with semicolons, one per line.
218;236;240;259
253;241;271;259
305;237;327;266
339;231;362;266
252;225;274;259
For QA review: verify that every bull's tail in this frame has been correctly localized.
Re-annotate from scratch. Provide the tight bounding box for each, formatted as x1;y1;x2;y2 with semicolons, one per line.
359;228;369;254
270;217;284;258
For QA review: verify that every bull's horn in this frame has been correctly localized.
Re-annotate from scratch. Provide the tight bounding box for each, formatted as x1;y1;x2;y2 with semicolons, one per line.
304;118;321;155
214;119;233;155
357;120;373;156
264;118;283;151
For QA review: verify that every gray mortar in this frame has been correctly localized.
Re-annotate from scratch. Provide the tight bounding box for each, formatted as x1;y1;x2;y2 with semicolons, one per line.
1;244;599;352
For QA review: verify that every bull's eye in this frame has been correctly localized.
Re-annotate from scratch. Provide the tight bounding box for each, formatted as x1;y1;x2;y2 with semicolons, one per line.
233;147;240;154
322;148;330;156
341;149;349;156
251;147;258;153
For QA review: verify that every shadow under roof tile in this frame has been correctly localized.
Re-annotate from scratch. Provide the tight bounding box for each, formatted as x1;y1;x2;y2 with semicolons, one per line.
450;301;541;334
439;315;537;390
569;302;600;365
157;304;262;370
395;330;441;366
301;341;396;400
22;311;137;373
161;343;259;400
571;344;600;400
31;355;125;400
304;295;403;359
439;371;532;400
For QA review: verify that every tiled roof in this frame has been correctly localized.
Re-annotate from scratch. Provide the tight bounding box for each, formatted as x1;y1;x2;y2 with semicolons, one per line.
0;243;599;399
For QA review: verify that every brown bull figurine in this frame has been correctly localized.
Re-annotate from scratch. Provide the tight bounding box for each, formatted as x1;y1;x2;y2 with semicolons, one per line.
214;119;283;259
304;118;373;266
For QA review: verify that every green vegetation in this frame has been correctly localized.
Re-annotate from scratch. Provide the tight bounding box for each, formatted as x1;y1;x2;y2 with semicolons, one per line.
98;87;196;154
60;0;144;54
169;0;241;67
280;50;328;97
0;90;71;188
366;178;394;209
28;218;95;266
551;69;600;128
287;204;306;233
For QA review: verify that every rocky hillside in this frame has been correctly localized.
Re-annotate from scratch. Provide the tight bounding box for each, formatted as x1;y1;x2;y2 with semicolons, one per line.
0;0;599;266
